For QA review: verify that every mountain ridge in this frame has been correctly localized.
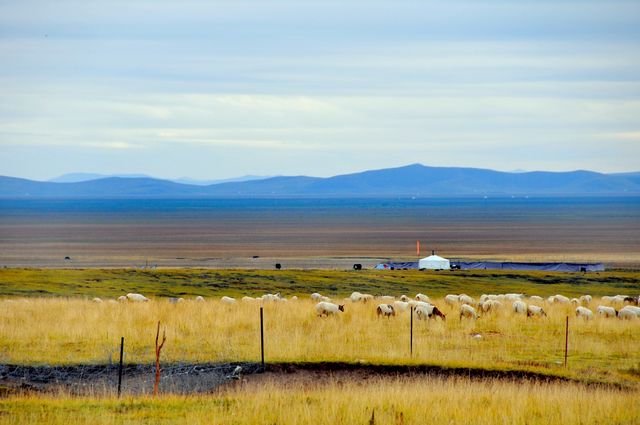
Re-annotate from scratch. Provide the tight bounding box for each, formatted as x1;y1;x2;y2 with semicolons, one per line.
2;164;639;198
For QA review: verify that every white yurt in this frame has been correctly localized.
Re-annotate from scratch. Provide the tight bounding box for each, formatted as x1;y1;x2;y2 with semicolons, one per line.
418;253;450;270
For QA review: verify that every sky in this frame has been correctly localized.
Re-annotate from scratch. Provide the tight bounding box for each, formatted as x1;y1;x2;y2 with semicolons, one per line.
1;0;640;181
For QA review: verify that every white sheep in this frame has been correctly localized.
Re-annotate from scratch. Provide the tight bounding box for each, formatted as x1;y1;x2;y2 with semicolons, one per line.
92;297;103;303
290;296;298;301
596;305;617;318
512;300;528;315
242;296;256;302
527;305;547;317
350;292;372;302
458;294;474;305
444;294;459;306
504;293;524;301
459;304;478;320
579;295;592;304
393;301;410;312
575;306;594;320
618;306;640;320
378;295;395;302
126;293;149;302
553;295;570;304
315;301;344;316
529;295;544;302
221;296;237;304
376;304;395;317
195;296;205;302
415;303;446;320
262;294;280;302
415;293;431;303
480;299;502;313
310;293;323;301
570;298;580;305
399;295;410;302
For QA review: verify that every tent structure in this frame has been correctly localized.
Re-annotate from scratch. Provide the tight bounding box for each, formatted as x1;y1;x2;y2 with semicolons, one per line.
418;254;450;270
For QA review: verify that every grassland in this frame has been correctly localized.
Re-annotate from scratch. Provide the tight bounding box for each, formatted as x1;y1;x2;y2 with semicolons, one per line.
1;267;639;299
1;295;639;387
1;376;638;425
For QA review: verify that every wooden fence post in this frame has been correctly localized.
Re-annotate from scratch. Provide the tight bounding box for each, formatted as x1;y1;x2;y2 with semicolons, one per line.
117;336;124;397
260;307;265;369
410;307;414;357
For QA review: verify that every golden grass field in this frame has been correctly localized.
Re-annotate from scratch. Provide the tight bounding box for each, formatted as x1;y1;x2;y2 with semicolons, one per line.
1;268;639;424
1;296;638;387
1;375;639;425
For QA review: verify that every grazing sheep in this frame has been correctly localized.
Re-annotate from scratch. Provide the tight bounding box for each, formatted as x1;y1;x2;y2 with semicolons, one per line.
291;296;298;301
262;293;280;302
618;306;640;320
221;296;237;305
311;293;323;301
546;296;556;304
579;295;592;305
195;296;205;302
597;305;617;318
378;295;395;302
168;297;184;304
575;306;594;320
399;295;410;302
117;295;127;302
458;294;474;305
415;304;446;321
504;293;524;301
415;293;431;303
529;295;544;302
623;296;639;306
444;294;459;306
376;304;395;318
92;297;103;303
242;296;256;302
319;296;332;302
459;304;478;320
315;301;344;316
553;295;570;304
126;293;149;302
570;298;580;305
350;292;373;302
512;300;528;315
480;299;502;313
527;305;547;317
393;301;410;312
610;295;630;305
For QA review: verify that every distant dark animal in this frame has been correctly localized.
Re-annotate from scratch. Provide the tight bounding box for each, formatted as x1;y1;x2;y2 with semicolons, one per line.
64;256;71;260
353;263;362;270
275;263;282;270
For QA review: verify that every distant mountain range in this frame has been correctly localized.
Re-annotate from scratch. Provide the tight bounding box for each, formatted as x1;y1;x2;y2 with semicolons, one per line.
50;173;273;186
2;164;639;198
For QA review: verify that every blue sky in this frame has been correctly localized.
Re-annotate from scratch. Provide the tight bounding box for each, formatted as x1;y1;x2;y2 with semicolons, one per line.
1;0;639;180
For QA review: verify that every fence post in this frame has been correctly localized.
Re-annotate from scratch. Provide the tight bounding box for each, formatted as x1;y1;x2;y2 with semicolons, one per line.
410;307;414;357
117;336;124;397
564;316;569;367
260;307;265;369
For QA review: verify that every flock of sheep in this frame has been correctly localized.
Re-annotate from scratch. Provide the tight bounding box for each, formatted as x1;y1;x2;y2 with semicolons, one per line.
96;291;640;321
327;292;640;321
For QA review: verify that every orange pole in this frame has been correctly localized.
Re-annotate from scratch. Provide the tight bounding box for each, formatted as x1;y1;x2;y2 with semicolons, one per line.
416;240;420;256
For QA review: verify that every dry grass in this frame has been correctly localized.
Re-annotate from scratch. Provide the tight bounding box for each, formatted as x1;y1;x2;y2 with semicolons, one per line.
1;297;638;386
1;376;638;424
